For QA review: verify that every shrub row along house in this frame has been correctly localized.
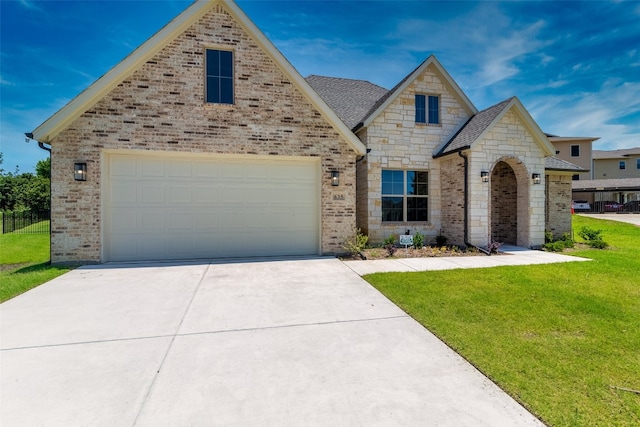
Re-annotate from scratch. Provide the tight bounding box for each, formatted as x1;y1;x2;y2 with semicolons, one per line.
27;0;584;264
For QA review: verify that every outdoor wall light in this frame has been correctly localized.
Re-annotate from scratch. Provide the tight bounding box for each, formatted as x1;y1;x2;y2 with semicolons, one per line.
532;173;541;185
74;162;87;181
331;170;340;186
481;171;489;183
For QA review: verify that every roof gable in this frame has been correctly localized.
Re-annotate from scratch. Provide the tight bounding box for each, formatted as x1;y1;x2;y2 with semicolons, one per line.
29;0;366;155
435;97;555;158
358;55;477;129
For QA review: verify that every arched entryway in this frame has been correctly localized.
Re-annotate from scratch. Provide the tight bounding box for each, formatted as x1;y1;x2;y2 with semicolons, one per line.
490;161;518;244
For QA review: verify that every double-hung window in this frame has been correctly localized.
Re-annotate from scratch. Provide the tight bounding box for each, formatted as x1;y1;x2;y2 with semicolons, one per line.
637;158;640;170
415;94;439;124
382;170;428;222
619;160;626;170
206;49;234;104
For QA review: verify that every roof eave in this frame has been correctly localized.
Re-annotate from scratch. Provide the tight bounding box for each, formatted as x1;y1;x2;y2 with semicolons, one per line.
432;145;471;159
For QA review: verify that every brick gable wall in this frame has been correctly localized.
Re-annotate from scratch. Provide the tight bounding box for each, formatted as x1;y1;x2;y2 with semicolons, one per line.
50;5;357;263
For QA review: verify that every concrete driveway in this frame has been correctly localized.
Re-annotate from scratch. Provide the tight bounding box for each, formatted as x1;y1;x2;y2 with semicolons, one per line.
1;257;543;426
578;213;640;226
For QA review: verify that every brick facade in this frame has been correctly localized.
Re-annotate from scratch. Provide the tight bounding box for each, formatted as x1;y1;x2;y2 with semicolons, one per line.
545;174;572;238
50;4;358;263
439;156;465;245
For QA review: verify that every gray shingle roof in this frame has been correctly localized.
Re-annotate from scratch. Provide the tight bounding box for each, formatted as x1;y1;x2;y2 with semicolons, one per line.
545;156;586;172
592;147;640;159
435;98;514;157
305;75;388;129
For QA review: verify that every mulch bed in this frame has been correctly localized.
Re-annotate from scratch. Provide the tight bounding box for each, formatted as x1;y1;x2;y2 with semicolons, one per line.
343;245;488;261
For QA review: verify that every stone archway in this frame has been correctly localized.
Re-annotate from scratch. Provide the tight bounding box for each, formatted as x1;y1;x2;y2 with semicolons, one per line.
490;161;518;244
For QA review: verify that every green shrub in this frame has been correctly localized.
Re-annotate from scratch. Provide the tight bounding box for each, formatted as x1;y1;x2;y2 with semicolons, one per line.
413;231;424;249
383;235;395;246
543;232;574;252
588;240;608;249
578;226;603;241
544;241;566;252
435;234;447;247
343;228;369;259
544;230;554;244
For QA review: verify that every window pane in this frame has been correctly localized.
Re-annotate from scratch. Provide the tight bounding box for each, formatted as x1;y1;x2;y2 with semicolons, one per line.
220;77;234;104
620;161;626;170
637;159;640;169
206;76;220;103
407;171;428;195
382;197;403;222
428;96;439;124
407;197;428;221
219;50;233;78
206;50;219;78
415;95;426;123
382;170;404;195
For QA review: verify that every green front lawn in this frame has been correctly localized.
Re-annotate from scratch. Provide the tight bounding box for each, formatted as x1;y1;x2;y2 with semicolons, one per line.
366;216;640;426
0;228;70;303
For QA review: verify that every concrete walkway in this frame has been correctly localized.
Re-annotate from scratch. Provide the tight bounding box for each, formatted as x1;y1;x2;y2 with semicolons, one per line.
343;245;591;275
0;257;549;426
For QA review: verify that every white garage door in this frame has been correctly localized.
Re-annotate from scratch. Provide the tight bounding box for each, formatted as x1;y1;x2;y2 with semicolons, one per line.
104;153;320;262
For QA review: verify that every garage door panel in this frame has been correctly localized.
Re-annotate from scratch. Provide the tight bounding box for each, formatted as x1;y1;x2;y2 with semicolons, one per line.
140;160;165;177
141;186;165;204
106;154;319;261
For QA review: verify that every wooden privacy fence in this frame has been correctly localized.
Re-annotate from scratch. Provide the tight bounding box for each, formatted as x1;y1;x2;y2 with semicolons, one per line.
1;210;50;234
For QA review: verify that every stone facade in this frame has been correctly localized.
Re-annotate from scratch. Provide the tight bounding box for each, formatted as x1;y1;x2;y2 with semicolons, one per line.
469;110;547;248
357;64;472;244
50;4;358;263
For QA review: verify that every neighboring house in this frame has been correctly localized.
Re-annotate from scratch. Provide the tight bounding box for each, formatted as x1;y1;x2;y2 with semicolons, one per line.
548;135;598;180
309;58;582;248
28;0;582;264
592;148;640;179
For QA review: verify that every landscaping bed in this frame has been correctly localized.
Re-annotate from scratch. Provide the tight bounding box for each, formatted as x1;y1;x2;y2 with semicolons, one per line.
344;244;487;260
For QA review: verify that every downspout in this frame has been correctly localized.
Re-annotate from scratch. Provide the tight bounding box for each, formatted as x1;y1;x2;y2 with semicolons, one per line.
458;150;490;255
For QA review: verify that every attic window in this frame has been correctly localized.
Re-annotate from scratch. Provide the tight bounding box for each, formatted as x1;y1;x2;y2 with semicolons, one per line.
415;94;439;124
205;49;234;104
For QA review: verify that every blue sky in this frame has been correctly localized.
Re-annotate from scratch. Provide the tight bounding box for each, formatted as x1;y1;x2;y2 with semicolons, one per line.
2;0;639;173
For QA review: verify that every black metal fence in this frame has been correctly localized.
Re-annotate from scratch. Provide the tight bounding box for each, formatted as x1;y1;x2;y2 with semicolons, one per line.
1;210;50;234
573;191;640;213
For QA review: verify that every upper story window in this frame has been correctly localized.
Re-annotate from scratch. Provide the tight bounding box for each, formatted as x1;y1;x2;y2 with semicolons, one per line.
415;94;439;124
619;160;626;170
571;145;580;157
636;158;640;169
572;174;580;181
382;170;428;222
206;49;234;104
